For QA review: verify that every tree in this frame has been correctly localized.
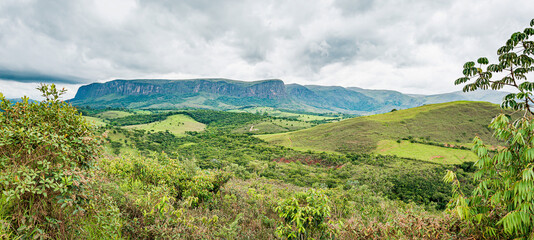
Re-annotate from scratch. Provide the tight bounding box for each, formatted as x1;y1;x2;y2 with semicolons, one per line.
445;18;534;239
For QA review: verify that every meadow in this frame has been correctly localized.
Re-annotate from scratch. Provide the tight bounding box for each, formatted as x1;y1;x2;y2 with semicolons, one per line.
374;140;478;164
123;114;206;136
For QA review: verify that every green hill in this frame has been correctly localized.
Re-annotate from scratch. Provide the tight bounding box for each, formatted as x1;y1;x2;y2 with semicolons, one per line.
259;101;510;163
123;114;206;136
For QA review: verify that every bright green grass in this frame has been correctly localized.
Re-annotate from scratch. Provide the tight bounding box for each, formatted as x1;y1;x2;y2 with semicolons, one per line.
230;107;340;122
131;110;152;115
261;101;510;159
83;116;107;127
123;114;206;136
96;110;134;119
374;140;477;164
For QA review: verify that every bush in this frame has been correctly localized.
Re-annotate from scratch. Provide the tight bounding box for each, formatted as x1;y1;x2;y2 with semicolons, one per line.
0;84;101;238
100;153;231;208
275;189;335;239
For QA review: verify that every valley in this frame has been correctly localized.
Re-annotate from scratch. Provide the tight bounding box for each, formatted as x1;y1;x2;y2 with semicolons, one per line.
0;82;523;239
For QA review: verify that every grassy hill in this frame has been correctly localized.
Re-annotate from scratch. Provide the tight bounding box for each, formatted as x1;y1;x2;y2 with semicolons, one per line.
122;114;206;136
259;101;510;162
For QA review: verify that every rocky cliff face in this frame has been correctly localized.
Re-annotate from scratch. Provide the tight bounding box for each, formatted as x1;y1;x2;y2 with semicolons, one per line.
71;78;509;114
74;79;287;100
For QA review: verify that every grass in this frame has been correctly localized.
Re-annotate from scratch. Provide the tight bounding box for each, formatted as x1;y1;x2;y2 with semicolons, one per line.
83;116;107;127
123;114;206;136
229;107;341;122
260;101;511;160
95;110;134;119
374;140;477;164
131;109;152;115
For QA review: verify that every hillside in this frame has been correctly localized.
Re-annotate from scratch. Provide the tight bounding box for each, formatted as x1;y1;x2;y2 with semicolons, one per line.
70;78;509;115
259;101;510;162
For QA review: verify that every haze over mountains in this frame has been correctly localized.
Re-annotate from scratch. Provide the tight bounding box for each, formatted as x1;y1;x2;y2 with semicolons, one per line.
71;78;510;115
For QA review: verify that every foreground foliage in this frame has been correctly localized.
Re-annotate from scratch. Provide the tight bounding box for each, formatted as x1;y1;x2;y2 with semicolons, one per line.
447;18;534;239
275;189;335;239
0;85;101;238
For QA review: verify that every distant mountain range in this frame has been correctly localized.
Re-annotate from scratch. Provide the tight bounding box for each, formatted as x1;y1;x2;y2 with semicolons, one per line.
7;98;39;103
70;78;510;115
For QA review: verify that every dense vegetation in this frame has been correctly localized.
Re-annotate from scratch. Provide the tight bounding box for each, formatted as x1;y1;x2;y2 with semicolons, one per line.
109;125;479;210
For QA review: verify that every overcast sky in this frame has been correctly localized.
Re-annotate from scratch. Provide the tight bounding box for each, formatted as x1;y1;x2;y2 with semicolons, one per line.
0;0;532;99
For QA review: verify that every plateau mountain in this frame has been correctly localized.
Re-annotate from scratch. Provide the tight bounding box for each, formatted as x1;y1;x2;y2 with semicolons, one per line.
70;78;510;115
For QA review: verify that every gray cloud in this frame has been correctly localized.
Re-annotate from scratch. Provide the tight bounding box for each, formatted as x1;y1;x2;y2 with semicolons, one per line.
0;69;85;84
0;0;532;99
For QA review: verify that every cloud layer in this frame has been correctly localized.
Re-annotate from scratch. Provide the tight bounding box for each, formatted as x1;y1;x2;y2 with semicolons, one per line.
0;0;532;99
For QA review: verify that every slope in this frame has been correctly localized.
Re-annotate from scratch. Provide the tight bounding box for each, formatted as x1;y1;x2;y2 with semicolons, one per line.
259;101;510;162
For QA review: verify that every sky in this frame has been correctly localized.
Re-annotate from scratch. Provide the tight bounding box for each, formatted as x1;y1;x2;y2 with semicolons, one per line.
0;0;532;99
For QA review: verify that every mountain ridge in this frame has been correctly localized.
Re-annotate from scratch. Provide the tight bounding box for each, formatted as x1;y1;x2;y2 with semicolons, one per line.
70;78;510;115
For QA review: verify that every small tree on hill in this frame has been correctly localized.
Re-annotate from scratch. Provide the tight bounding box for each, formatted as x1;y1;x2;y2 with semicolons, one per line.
445;18;534;239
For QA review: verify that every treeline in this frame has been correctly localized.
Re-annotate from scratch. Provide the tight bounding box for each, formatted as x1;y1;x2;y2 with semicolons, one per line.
76;106;131;116
275;108;358;118
103;109;292;131
108;111;177;126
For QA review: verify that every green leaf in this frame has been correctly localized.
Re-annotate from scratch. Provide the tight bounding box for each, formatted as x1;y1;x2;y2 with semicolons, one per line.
477;57;489;65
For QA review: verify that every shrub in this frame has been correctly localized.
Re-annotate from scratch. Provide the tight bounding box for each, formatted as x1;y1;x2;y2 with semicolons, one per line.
181;170;232;207
275;189;334;239
100;154;231;208
0;84;101;238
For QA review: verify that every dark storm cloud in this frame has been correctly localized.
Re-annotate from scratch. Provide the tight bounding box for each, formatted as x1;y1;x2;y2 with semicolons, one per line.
0;0;532;99
0;69;85;84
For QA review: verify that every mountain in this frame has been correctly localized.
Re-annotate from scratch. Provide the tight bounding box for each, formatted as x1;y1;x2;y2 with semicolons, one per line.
72;78;292;109
415;91;510;105
71;78;510;114
6;98;39;103
75;79;287;99
347;87;422;113
259;101;512;154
